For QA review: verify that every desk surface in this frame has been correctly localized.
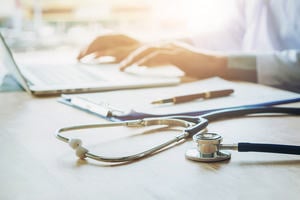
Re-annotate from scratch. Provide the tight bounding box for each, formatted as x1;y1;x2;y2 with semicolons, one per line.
1;91;300;200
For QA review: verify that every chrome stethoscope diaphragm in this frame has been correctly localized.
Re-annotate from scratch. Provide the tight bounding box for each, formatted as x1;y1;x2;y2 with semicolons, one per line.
185;133;232;162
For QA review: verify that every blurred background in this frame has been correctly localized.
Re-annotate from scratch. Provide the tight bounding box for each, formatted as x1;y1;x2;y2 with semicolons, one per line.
0;0;234;50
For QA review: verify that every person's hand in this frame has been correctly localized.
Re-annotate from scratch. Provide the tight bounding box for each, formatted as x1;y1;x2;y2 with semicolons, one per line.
77;34;141;63
119;42;228;79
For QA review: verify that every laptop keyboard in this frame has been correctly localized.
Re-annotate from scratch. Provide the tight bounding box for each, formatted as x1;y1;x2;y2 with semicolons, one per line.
24;65;104;85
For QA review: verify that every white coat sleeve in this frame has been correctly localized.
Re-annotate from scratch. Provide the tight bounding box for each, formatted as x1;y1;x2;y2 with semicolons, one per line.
256;50;300;92
227;50;300;92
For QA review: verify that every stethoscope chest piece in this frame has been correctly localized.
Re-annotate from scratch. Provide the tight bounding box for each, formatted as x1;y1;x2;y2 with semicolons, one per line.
185;133;231;162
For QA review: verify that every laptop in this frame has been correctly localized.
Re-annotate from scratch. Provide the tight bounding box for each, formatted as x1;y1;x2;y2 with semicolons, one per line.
0;33;181;96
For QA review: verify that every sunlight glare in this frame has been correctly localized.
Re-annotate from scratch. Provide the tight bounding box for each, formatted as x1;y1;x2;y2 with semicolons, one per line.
184;0;235;33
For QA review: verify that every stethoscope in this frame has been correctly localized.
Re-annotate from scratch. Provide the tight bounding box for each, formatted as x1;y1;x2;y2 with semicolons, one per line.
55;106;300;163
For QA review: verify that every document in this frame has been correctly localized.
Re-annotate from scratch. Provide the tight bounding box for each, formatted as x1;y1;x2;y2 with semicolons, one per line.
59;77;300;121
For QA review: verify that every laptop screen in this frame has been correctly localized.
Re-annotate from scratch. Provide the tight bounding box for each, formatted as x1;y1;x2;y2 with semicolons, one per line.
0;33;31;94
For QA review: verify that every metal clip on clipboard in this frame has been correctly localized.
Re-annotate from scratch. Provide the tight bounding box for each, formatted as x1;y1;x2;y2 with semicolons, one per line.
60;95;129;119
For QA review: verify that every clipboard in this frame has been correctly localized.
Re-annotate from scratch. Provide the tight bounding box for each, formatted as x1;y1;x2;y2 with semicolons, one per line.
59;77;300;121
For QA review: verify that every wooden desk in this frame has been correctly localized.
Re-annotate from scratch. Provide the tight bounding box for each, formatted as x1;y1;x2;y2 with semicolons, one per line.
1;91;300;200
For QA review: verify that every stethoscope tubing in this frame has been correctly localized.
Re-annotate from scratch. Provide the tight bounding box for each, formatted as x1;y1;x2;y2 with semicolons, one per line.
200;106;300;121
55;106;300;163
238;142;300;155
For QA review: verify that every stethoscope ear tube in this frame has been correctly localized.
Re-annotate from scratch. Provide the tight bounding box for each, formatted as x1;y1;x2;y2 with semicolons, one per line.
166;116;208;137
55;118;201;163
238;143;300;155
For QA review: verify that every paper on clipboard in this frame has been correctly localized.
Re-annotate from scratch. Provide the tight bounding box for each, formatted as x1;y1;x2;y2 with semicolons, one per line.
59;77;300;120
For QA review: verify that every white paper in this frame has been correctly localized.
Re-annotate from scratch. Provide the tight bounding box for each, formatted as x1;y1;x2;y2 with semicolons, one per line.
62;77;300;117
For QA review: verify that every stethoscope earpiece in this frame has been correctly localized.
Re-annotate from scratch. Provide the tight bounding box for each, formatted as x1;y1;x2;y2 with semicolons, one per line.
185;133;231;162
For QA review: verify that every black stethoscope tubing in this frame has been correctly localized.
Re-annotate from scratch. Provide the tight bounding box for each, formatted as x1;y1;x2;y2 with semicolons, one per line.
172;106;300;136
201;106;300;121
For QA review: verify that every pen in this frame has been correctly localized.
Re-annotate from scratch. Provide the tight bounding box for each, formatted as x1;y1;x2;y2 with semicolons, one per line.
151;89;234;104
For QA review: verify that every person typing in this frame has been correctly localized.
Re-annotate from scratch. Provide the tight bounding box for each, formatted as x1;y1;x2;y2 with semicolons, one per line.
78;0;300;93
